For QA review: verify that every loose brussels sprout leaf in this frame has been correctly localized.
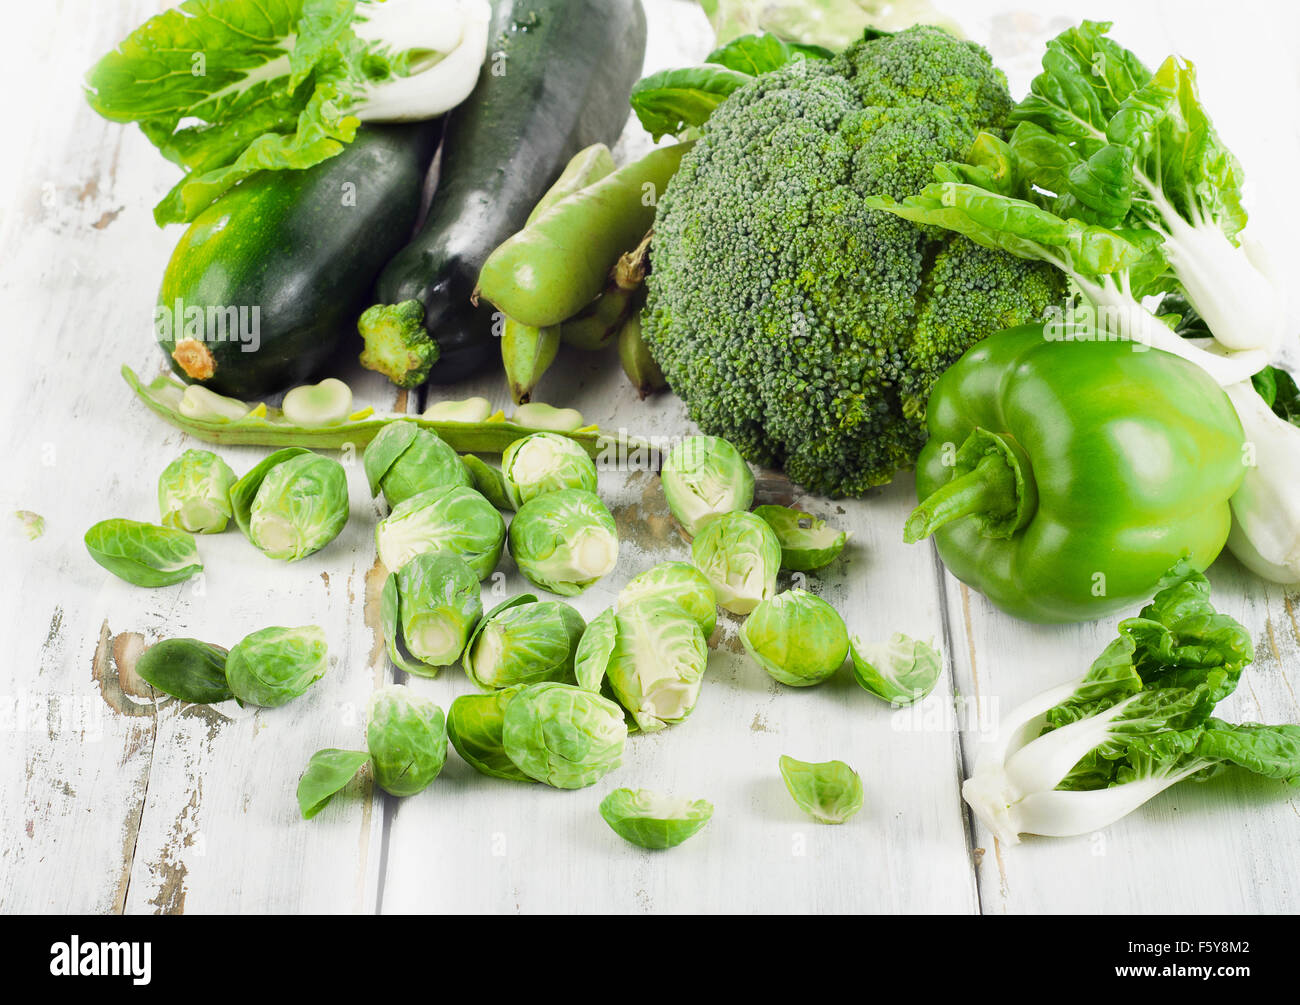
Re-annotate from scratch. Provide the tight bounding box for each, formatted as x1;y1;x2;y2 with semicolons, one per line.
375;485;506;579
618;561;717;639
502;682;628;789
423;396;493;423
508;489;619;596
225;625;328;707
84;518;203;588
135;637;232;704
447;686;536;782
363;422;472;507
380;574;436;677
158;449;237;534
392;553;482;671
690;511;781;614
501;432;599;507
597;599;708;732
297;748;370;820
599;788;714;849
511;402;585;432
752;504;848;572
741;589;848;687
661;435;754;536
230;448;349;561
366;686;448;798
849;633;942;706
574;607;618;691
15;510;45;540
464;597;586;690
462;455;514;510
778;755;863;824
179;384;250;422
281;378;353;427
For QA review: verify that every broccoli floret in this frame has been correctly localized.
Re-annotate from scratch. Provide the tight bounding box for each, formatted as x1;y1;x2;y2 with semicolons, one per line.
358;300;439;389
642;27;1064;497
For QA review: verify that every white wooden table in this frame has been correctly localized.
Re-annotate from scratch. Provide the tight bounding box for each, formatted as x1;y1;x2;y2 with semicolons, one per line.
2;0;1297;915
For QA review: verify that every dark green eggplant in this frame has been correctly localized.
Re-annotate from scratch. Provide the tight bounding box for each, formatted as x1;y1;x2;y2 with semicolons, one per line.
359;0;648;387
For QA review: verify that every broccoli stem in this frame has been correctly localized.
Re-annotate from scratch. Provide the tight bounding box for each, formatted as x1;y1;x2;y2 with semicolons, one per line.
358;300;439;389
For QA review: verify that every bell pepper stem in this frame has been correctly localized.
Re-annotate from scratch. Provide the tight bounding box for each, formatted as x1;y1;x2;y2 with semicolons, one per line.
904;452;1020;544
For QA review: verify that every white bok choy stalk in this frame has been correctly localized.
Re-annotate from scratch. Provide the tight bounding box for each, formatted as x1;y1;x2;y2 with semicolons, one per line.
963;566;1300;845
354;0;492;121
1223;381;1300;583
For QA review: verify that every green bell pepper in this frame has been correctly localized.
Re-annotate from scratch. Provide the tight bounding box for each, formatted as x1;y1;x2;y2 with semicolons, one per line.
906;325;1245;623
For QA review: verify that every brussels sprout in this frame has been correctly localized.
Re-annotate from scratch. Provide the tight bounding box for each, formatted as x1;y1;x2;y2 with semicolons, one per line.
224;625;328;707
599;788;714;849
462;455;514;510
135;637;232;704
84;518;203;588
158;449;237;534
363;421;472;507
297;748;370;820
229;448;349;561
462;595;586;689
501;432;598;507
502;682;627;789
576;600;707;732
447;686;535;782
690;511;781;615
778;755;863;824
508;489;619;596
511;402;585;432
366;686;448;797
375;485;506;578
850;633;942;706
380;554;482;676
752;505;848;572
281;378;353;427
660;435;754;536
741;589;849;687
617;561;717;639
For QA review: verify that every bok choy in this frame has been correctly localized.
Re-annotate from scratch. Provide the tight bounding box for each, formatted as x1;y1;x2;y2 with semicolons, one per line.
85;0;490;224
963;565;1300;845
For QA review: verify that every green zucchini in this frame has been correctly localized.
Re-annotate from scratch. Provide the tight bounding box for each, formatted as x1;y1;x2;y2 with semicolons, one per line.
359;0;648;387
158;123;441;400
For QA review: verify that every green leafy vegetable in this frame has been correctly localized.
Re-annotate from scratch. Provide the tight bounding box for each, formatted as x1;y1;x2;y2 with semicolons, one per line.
462;596;586;690
741;589;848;687
366;686;448;797
501;432;599;508
224;624;328;707
363;421;472;507
374;485;505;578
446;686;535;782
690;511;781;615
502;682;628;789
158;449;237;534
229;448;350;561
752;505;847;571
85;0;492;225
660;435;754;537
380;553;482;675
599;789;714;849
963;566;1300;844
778;754;864;823
84;518;203;588
135;638;233;704
507;489;619;596
849;633;941;705
576;600;709;732
297;748;370;819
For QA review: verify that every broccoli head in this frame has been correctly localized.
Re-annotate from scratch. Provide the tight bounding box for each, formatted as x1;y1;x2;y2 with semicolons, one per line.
641;26;1064;497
